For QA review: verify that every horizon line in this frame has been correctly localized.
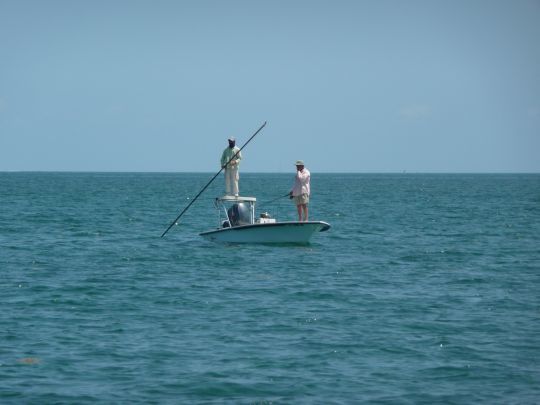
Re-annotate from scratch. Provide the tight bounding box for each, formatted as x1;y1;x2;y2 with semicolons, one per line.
1;170;539;175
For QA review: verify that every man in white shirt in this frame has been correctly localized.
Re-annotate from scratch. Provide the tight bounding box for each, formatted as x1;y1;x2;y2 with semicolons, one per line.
220;137;242;196
289;160;310;221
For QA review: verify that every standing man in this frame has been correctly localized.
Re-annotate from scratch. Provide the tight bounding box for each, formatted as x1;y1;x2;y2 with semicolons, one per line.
221;137;242;196
289;160;310;221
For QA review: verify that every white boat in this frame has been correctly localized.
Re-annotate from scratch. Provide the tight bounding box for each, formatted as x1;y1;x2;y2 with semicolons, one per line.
200;195;331;244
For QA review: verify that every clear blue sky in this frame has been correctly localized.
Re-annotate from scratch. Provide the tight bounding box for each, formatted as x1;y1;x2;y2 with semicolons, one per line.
1;0;539;172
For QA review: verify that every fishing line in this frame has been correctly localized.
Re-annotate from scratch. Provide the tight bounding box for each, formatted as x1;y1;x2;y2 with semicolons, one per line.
258;192;290;206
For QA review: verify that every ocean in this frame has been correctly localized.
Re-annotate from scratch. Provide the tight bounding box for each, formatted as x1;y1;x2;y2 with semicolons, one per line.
1;172;539;404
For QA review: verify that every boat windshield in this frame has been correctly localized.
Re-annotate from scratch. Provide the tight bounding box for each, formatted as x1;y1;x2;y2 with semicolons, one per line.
228;203;251;226
215;196;256;228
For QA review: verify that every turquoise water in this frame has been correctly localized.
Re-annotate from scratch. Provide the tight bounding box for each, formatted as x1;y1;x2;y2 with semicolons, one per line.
1;172;539;403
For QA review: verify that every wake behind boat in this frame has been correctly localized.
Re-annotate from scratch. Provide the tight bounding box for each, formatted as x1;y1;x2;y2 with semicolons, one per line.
200;195;330;244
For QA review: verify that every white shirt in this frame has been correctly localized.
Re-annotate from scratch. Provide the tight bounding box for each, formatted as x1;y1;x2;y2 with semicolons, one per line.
291;168;310;196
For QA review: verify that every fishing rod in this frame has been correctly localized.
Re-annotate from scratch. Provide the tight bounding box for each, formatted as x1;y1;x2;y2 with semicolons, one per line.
161;121;267;238
258;192;290;206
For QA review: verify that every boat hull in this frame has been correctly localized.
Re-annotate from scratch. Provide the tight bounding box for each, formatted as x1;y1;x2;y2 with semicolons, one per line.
200;221;331;244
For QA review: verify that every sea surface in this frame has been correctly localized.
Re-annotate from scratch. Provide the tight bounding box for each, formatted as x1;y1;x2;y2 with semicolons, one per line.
1;172;539;404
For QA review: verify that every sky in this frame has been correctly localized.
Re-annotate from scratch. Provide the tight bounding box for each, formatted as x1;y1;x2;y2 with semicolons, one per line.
1;0;539;173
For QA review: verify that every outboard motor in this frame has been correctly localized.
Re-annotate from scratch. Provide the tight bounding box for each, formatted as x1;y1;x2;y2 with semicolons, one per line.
227;203;250;227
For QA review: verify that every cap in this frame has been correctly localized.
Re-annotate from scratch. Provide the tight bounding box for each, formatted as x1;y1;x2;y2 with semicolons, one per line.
295;160;304;166
228;137;236;142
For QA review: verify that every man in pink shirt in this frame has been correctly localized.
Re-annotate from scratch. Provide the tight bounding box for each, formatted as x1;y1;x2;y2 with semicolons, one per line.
289;160;311;221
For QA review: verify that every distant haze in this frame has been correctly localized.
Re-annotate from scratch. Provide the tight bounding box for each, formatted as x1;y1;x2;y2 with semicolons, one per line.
1;0;539;172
